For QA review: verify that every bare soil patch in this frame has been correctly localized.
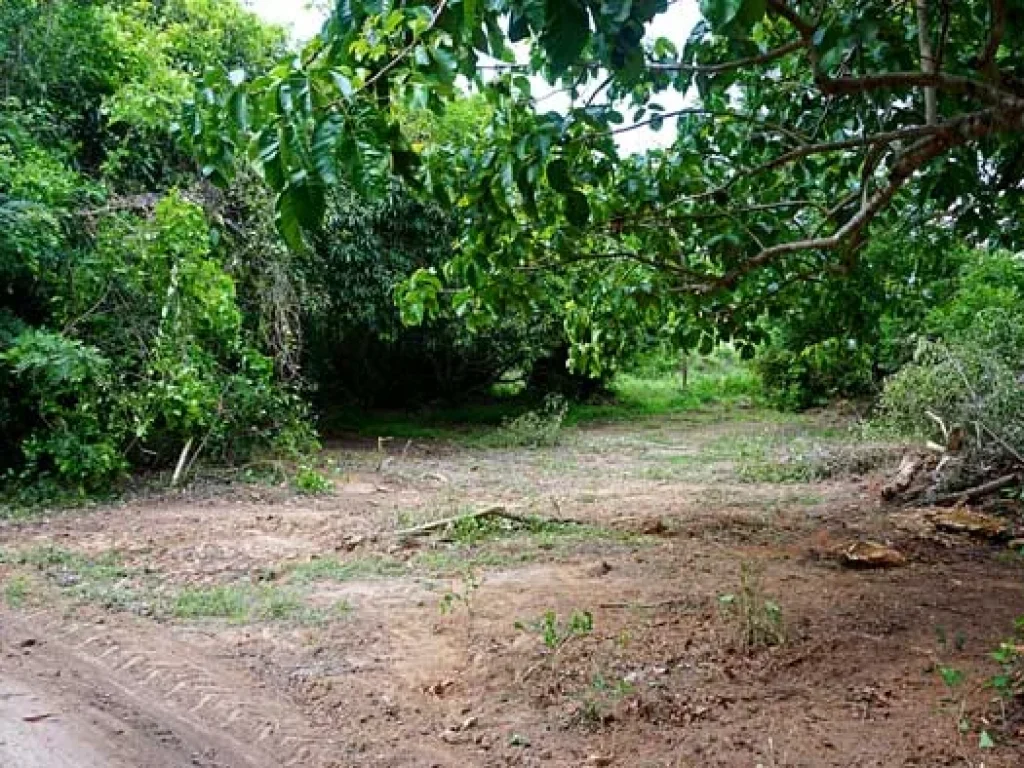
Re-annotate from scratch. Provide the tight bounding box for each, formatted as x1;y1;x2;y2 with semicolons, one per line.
2;409;1022;766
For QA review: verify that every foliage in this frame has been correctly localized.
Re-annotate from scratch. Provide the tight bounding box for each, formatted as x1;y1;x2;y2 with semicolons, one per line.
516;609;595;651
191;0;1024;377
989;618;1024;724
755;229;968;409
438;569;481;619
487;394;569;449
293;466;333;495
756;339;874;411
300;185;556;408
874;254;1024;490
0;0;310;499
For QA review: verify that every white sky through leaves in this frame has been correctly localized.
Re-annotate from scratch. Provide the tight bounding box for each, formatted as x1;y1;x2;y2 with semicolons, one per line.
245;0;699;152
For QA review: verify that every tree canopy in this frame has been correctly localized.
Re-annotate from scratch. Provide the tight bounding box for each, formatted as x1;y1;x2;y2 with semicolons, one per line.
191;0;1024;369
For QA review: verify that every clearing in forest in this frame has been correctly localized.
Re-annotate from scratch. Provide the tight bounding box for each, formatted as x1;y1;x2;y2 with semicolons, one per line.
1;407;1022;767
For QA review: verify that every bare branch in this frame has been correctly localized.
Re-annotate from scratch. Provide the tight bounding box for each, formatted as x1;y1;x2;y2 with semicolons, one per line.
691;107;1024;293
648;40;803;74
978;0;1006;77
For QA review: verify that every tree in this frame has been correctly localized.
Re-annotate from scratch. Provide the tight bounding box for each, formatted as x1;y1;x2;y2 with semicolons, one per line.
191;0;1024;370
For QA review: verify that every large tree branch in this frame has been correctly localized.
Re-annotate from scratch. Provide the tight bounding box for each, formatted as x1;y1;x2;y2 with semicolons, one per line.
978;0;1006;78
690;107;1024;294
816;71;1024;109
664;113;988;210
765;0;816;37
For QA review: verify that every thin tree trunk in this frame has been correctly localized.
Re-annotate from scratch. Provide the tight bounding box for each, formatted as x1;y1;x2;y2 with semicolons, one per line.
915;0;938;124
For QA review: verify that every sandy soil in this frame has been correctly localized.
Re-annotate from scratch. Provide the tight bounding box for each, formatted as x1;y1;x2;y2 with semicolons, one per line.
1;409;1022;767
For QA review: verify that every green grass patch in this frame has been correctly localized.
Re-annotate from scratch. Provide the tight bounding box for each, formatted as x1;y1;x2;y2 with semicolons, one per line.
567;369;761;424
15;546;129;581
319;362;763;443
171;583;338;624
411;548;537;574
290;555;409;583
3;574;30;607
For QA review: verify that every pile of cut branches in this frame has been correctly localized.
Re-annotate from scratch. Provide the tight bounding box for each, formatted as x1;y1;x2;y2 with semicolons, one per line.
875;314;1024;507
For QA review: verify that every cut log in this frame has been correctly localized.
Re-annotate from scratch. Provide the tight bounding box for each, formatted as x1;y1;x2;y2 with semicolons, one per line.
882;455;923;500
926;507;1011;540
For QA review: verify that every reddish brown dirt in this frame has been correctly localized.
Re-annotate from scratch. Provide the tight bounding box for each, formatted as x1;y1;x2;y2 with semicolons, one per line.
2;410;1022;767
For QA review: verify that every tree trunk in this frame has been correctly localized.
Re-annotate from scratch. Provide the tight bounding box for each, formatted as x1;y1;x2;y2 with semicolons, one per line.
915;0;938;125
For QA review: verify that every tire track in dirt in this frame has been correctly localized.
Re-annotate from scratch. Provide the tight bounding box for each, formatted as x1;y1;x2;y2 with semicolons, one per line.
2;608;341;767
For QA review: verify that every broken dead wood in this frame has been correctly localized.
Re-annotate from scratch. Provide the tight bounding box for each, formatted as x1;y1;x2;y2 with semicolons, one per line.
926;507;1012;539
882;455;923;500
391;506;585;537
170;437;194;488
932;473;1020;506
598;597;705;611
839;540;907;569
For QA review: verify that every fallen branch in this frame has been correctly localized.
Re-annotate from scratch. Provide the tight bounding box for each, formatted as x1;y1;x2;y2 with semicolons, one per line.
170;437;194;488
882;454;923;500
391;506;584;537
932;473;1019;506
598;597;704;611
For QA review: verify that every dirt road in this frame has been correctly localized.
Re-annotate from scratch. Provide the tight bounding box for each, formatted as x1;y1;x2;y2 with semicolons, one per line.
1;410;1021;766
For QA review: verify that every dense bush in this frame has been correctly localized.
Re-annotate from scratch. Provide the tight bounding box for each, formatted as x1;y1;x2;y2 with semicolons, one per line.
873;251;1024;489
0;1;310;498
755;230;970;409
298;188;556;409
1;194;314;494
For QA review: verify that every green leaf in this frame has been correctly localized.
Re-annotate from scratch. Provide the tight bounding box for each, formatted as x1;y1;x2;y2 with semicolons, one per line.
979;731;995;749
311;114;344;184
276;187;305;252
276;181;325;251
227;91;248;132
564;190;590;227
698;0;765;34
541;0;590;73
546;158;572;193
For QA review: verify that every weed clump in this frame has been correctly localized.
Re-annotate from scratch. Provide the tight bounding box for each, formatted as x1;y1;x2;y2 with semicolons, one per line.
718;562;785;650
487;394;568;449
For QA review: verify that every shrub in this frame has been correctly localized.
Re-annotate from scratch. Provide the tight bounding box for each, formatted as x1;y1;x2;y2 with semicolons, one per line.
487;394;568;449
2;194;314;496
874;308;1024;489
301;188;553;409
756;338;875;410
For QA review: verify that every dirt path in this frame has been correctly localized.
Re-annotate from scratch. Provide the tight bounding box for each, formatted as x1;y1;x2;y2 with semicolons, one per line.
1;409;1022;766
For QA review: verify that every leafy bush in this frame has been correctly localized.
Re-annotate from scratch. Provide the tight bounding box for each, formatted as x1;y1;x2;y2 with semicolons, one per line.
0;0;308;501
756;338;875;411
487;394;568;449
300;188;554;409
2;194;314;496
873;252;1024;490
874;316;1024;486
1;330;126;492
293;466;332;495
755;230;967;409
